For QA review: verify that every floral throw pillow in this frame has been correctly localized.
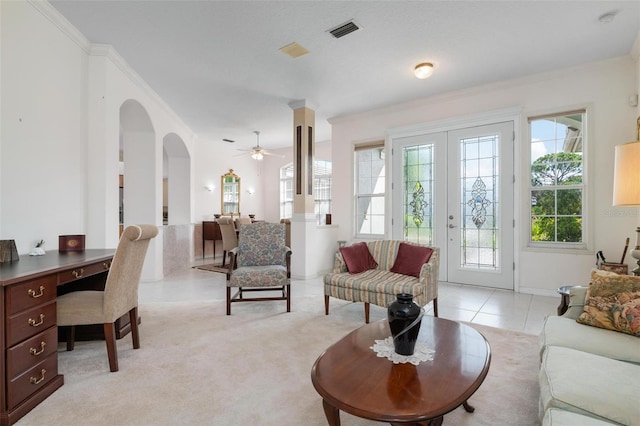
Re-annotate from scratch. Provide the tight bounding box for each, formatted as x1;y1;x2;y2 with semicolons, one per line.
576;269;640;337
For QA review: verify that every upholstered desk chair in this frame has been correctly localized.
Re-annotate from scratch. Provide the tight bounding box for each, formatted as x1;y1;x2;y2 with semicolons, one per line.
57;224;158;372
217;216;238;266
226;222;292;315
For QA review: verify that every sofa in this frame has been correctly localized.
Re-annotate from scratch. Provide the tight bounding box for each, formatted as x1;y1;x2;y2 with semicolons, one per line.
538;270;640;425
323;240;439;323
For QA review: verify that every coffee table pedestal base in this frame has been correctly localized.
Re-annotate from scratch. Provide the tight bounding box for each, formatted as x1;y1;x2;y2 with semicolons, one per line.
322;398;475;426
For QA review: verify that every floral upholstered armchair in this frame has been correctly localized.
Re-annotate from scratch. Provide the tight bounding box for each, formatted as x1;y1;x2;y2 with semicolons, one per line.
226;222;292;315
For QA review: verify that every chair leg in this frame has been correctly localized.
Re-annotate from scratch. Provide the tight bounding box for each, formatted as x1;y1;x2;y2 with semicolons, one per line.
286;284;291;312
433;297;439;317
129;307;140;349
226;286;231;315
66;325;76;351
324;295;330;316
103;322;119;372
364;302;370;324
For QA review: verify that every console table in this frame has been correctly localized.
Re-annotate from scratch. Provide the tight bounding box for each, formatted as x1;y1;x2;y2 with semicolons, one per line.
0;249;114;425
202;221;222;259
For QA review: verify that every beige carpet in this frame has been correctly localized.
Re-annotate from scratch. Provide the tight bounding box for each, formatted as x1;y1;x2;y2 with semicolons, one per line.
17;298;540;426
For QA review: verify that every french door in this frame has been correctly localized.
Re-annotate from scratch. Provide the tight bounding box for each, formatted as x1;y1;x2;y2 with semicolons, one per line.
391;122;514;289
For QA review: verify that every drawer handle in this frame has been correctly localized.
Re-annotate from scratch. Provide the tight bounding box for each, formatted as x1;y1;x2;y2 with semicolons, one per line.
30;341;47;356
72;268;84;278
28;286;46;298
28;314;45;327
103;261;111;269
30;369;46;385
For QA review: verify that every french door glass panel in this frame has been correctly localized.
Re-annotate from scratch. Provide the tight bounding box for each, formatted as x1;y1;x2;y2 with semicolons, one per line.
392;122;514;289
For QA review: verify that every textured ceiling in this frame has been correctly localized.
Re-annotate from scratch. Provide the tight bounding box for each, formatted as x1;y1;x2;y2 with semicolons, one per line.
49;1;639;150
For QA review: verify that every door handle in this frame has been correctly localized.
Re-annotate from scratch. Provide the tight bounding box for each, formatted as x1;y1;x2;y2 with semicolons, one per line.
449;224;456;228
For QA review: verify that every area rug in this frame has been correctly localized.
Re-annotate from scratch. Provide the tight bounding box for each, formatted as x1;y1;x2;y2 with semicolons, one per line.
18;298;540;426
192;263;229;274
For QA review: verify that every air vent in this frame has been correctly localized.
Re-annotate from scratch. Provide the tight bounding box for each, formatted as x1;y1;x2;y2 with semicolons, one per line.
222;138;235;143
328;20;360;38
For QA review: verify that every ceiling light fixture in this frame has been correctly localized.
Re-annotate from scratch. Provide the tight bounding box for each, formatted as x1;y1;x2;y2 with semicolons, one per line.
251;151;264;161
414;62;434;79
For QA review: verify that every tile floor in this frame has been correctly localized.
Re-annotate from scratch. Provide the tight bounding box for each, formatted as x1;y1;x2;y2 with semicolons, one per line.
140;259;559;336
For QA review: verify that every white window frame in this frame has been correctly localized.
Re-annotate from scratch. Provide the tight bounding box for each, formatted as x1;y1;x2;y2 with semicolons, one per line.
355;142;386;239
527;109;590;251
279;161;332;225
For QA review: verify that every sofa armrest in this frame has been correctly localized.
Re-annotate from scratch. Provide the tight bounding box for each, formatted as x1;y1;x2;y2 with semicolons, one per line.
561;286;588;319
418;247;440;295
332;251;347;273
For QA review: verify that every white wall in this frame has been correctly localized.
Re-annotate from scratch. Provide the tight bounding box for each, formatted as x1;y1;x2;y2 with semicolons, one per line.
1;2;195;281
330;55;639;296
191;139;267;222
1;0;89;254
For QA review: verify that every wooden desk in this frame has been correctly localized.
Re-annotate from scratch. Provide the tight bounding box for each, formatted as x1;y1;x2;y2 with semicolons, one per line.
202;221;222;259
0;249;114;425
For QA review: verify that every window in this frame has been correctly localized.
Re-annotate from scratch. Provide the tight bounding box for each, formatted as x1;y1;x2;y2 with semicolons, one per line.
355;143;385;237
529;110;586;247
279;160;332;225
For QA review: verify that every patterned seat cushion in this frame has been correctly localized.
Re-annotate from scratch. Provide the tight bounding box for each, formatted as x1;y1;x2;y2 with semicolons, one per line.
229;265;287;288
324;269;422;308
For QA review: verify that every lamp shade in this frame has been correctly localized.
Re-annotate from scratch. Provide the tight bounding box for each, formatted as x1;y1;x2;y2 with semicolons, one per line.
613;141;640;206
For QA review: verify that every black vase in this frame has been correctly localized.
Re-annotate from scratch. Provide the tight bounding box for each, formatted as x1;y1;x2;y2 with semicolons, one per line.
387;293;423;356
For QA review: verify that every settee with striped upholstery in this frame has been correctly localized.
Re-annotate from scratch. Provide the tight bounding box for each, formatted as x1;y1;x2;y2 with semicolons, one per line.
323;240;439;323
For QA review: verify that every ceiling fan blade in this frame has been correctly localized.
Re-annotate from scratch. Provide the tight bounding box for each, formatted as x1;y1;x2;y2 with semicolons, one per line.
262;151;284;158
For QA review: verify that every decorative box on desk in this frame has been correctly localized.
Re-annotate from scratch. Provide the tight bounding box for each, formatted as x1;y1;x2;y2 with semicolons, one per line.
58;235;85;252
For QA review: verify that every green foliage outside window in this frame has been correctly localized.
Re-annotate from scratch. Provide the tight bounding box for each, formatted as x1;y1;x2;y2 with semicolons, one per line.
530;152;583;242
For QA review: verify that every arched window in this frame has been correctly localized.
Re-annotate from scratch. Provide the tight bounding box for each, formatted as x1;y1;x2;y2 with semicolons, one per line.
280;160;332;225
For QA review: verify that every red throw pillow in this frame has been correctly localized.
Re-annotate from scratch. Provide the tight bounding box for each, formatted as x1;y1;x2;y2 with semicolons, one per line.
390;242;433;278
339;242;378;274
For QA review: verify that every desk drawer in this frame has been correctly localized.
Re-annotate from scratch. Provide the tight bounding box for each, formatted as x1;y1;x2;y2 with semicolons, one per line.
7;353;58;410
6;327;58;377
58;260;111;285
6;301;56;347
6;275;57;315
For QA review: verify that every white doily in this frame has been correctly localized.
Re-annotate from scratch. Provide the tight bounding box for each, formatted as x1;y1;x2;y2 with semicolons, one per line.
370;336;435;365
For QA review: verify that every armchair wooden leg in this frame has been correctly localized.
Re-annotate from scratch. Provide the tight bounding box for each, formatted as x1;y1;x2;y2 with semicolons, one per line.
226;286;231;315
66;325;76;351
103;322;119;372
129;307;140;349
364;302;370;324
433;298;439;317
286;284;291;312
324;295;330;316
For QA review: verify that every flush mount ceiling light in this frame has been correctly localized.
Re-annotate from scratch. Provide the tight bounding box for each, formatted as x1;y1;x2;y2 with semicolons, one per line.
414;62;434;79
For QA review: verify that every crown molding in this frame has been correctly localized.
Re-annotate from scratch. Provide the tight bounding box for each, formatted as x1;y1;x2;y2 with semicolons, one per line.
27;1;193;137
28;0;90;52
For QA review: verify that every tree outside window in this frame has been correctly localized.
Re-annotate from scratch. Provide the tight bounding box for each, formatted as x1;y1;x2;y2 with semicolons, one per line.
529;111;585;245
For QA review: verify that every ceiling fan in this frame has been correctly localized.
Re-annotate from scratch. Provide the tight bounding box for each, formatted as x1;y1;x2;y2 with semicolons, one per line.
235;131;280;160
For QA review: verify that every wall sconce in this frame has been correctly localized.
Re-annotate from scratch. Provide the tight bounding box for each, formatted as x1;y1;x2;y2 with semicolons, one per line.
612;116;640;274
204;184;215;192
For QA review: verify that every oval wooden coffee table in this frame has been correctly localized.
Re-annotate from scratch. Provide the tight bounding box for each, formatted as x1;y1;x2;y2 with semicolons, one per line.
311;316;491;426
